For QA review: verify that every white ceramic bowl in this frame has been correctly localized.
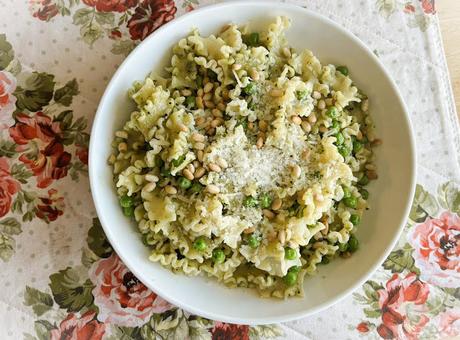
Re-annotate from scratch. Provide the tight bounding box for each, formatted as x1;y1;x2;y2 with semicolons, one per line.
89;1;416;325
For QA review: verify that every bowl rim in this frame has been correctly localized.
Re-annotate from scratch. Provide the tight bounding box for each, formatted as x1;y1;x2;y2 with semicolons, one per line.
89;0;417;325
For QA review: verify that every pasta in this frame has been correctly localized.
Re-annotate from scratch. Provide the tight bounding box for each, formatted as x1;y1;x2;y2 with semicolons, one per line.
110;17;380;298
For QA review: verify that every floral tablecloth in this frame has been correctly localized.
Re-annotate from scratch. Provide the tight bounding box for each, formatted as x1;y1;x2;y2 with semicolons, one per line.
0;0;459;339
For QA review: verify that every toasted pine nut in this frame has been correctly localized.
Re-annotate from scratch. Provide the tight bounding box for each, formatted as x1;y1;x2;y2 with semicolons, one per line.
195;116;205;126
192;133;205;142
208;163;222;173
291;164;301;178
207;127;216;136
243;227;255;234
193;160;200;169
365;163;376;171
197;150;204;162
217;102;226;111
301;121;311;133
164;185;177;195
263;209;275;219
212;108;222;117
356;130;363;140
278;229;286;243
281;47;291;58
143;182;156;193
317;99;326;110
232;63;242;71
211;118;223;128
256;136;264;149
194;167;205;178
312;91;321;99
115;130;128;139
145;174;159;182
307;113;317;124
183;169;194;180
371;138;382;147
118;142;127;152
187;163;195;174
194;142;205;150
319;125;328;133
204;82;214;93
321;219;329;235
248;122;254;130
196;96;204;109
197;89;204;97
178;123;189;132
182;89;192;96
203;76;210;84
302;149;311;160
206;184;220;194
203;93;212;101
216;157;228;169
205;101;215;109
258;120;268;132
291;116;302;125
271;198;282;211
249;68;259;81
366;170;378;180
269;88;283;97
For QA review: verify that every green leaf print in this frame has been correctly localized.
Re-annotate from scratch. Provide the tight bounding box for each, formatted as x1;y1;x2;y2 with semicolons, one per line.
376;0;398;19
0;217;21;235
87;218;113;258
80;21;104;46
73;8;93;26
34;320;56;340
95;12;115;26
383;244;419;274
54;79;79;106
55;110;74;130
0;139;17;158
438;182;460;215
10;163;33;184
0;34;14;70
409;184;440;222
111;39;136;56
24;286;54;317
249;324;284;338
49;267;95;312
0;233;14;261
14;72;56;111
146;309;190;340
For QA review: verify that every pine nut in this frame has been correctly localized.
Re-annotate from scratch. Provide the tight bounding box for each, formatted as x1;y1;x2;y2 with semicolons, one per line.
269;88;283;97
192;133;205;142
259;120;268;132
194;167;205;178
312;91;321;99
212;108;223;117
183;169;194;180
203;93;212;101
249;68;259;81
164;185;177;195
196;96;204;109
217;102;226;111
263;209;275;219
281;47;291;58
356;130;363;140
208;163;222;173
301;121;311;133
308;113;317;124
206;184;220;194
317;99;326;110
178;123;189;132
366;170;378;180
319;125;328;133
193;160;200;168
203;76;210;84
232;63;242;71
243;227;255;234
182;89;192;96
145;174;159;182
365;164;376;171
271;198;282;211
205;101;215;109
204;82;214;93
278;229;286;244
211;118;223;128
371;138;382;147
115;130;128;139
256;136;264;149
197;150;204;162
195;142;206;150
248;122;254;130
291;164;301;178
207;127;216;136
118;142;127;152
302;149;311;160
143;182;156;193
216;157;228;169
197;89;204;97
291;116;302;125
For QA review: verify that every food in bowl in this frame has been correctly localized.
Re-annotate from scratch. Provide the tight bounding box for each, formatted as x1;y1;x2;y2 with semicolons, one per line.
109;16;379;298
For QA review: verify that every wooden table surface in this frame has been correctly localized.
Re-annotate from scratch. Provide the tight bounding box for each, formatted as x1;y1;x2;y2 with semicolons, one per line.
437;0;460;120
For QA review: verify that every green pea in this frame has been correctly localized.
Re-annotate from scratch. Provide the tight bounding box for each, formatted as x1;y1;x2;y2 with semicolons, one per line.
343;196;357;208
296;90;308;100
338;242;349;252
123;206;134;217
321;256;330;265
353;140;363;153
155;157;165;168
288;266;301;274
360;188;369;200
189;182;203;194
350;214;361;225
336;65;349;76
237;117;248;130
160;166;170;177
326;106;339;119
243;196;258;208
248;100;256;110
259;193;272;209
196;75;203;88
348;235;359;253
338;145;351;158
342;186;351;198
358;175;369;186
243;82;257;95
283;271;298;286
331;120;340;131
243;32;260;47
212;249;225;263
284;247;297;260
185;96;196;108
120;195;133;208
247;235;260;249
193;237;207;251
177;177;192;189
335;132;344;145
172;155;185;167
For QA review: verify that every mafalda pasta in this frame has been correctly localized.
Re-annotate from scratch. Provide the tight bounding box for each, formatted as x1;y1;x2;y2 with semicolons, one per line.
109;17;379;298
